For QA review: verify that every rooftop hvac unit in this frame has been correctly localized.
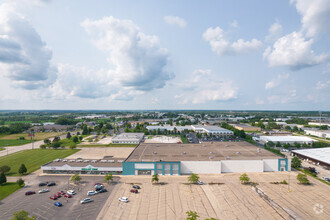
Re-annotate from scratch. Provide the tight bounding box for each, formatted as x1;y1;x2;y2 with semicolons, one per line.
108;160;114;163
236;152;241;154
153;152;157;154
226;145;229;147
84;160;90;163
117;160;123;163
100;160;107;163
91;160;97;163
182;152;186;155
209;156;214;159
226;156;230;160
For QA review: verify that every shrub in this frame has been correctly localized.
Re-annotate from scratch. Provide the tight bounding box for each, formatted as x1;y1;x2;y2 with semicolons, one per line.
0;165;11;174
239;173;250;184
297;173;310;185
40;144;47;149
16;178;25;187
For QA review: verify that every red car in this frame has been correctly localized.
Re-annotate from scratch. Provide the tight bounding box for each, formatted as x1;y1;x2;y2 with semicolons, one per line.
130;189;138;193
25;191;36;196
55;193;62;198
64;194;72;198
50;196;57;200
57;191;65;195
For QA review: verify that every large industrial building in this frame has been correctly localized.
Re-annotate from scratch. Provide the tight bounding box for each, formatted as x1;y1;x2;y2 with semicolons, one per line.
191;125;234;136
122;142;290;175
232;124;261;132
111;133;144;144
304;130;330;139
292;148;330;167
259;136;316;145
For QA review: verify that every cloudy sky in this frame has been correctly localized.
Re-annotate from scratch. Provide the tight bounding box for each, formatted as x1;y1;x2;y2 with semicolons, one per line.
0;0;329;110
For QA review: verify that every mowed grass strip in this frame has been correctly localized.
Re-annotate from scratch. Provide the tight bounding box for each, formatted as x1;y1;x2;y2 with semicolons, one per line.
0;149;80;176
0;132;64;140
0;139;33;147
0;182;22;200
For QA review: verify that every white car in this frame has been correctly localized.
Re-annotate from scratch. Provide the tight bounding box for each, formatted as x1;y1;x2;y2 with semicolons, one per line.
119;197;128;203
87;191;98;196
197;181;204;185
67;190;76;195
80;198;93;204
38;189;49;193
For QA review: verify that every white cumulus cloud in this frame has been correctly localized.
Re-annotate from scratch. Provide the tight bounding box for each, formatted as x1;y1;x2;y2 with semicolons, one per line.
0;3;56;89
164;16;186;28
265;22;282;42
81;16;173;91
263;31;327;70
203;27;262;56
291;0;330;37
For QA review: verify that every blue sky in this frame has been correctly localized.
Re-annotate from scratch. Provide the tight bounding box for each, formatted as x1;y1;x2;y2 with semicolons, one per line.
0;0;329;110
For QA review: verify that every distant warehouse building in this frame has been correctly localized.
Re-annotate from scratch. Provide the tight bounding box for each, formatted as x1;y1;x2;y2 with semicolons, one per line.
111;133;144;144
41;158;125;175
122;142;290;175
233;124;261;132
259;136;316;145
292;148;330;168
191;125;234;136
304;130;330;139
146;125;192;132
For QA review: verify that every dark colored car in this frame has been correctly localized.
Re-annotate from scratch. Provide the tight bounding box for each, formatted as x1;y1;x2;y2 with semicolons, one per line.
130;189;138;193
50;196;57;200
64;194;72;198
98;188;108;193
39;182;47;187
132;185;141;189
25;191;36;196
47;182;56;186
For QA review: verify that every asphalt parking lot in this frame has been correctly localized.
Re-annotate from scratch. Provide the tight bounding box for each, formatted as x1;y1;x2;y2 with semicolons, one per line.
0;176;119;220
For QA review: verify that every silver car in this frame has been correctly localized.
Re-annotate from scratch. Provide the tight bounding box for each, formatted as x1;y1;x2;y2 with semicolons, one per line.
38;189;49;193
81;198;93;204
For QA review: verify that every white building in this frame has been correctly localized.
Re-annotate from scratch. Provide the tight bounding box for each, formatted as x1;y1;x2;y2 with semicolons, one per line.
191;125;234;135
146;125;192;132
304;130;330;139
111;133;144;144
259;136;316;145
292;148;330;167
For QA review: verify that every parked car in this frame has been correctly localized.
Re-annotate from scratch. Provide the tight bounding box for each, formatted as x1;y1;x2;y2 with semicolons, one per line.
98;188;108;193
119;197;129;202
47;182;56;186
54;202;62;207
87;191;97;196
67;190;76;195
39;182;47;187
95;184;104;190
57;191;65;195
50;196;57;200
197;181;204;185
130;189;138;193
132;185;140;189
64;194;72;198
55;193;62;198
94;183;103;186
81;198;93;204
25;191;36;196
38;189;49;193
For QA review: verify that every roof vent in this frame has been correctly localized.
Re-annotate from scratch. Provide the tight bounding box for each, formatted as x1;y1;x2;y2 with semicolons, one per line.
209;156;213;159
153;152;157;154
209;152;214;154
182;152;186;155
236;152;241;154
226;145;229;147
226;156;230;160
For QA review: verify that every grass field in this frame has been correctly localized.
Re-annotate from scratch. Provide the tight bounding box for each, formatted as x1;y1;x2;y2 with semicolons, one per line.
0;139;33;147
0;149;80;176
0;132;64;141
0;148;4;151
0;182;22;200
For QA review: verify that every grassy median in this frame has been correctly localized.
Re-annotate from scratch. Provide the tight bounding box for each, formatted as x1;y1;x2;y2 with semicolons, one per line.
0;149;80;176
0;182;22;200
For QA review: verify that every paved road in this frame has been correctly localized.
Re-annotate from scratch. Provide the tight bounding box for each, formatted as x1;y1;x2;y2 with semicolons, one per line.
0;133;74;158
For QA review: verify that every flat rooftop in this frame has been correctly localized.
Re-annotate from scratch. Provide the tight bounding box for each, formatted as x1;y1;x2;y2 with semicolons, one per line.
292;147;330;165
43;158;126;168
260;136;315;142
125;142;280;162
112;133;144;140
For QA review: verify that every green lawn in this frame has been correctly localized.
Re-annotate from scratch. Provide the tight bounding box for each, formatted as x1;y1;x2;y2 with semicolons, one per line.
0;148;4;151
0;132;64;140
0;149;80;176
0;182;22;200
0;139;33;147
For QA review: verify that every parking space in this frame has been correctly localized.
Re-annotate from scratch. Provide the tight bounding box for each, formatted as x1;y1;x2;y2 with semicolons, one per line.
186;133;199;143
0;176;119;220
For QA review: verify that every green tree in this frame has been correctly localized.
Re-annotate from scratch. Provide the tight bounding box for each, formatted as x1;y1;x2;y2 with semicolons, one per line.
319;125;328;130
291;156;301;168
70;173;81;184
188;173;199;184
79;136;83;141
69;144;77;149
72;136;79;143
40;144;47;149
18;164;27;175
239;173;250;184
186;211;199;220
297;173;310;184
104;173;113;184
51;142;61;149
276;142;281;148
43;138;50;145
16;178;25;187
0;172;6;184
52;136;60;142
0;165;11;174
12;210;36;220
82;124;88;135
66;132;72;139
152;173;159;184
